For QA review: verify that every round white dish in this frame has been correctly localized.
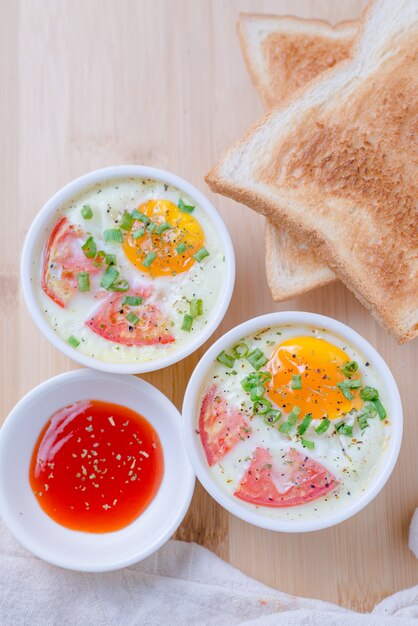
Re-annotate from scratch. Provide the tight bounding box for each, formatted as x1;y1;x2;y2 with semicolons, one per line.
21;165;235;374
182;311;403;533
0;369;195;571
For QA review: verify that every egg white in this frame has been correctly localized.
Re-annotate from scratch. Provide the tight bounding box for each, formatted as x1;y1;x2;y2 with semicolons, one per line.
199;325;391;521
37;178;226;363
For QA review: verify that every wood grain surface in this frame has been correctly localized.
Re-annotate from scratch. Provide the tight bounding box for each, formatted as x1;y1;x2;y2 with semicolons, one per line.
1;0;417;613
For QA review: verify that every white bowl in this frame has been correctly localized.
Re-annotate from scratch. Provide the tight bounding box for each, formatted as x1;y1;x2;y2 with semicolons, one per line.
21;165;235;374
0;369;195;571
182;312;403;533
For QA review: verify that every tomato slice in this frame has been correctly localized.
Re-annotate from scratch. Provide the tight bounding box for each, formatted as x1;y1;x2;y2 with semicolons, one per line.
234;447;338;507
42;216;98;307
86;289;175;347
199;384;251;466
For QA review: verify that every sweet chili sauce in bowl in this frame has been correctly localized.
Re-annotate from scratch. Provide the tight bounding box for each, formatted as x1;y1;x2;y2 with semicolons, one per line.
0;370;195;571
30;400;164;533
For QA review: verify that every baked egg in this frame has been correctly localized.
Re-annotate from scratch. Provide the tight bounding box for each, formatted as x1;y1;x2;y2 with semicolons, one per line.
38;177;226;364
197;325;391;521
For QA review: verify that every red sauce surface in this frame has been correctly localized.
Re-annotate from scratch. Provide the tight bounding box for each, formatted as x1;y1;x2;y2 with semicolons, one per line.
29;400;164;533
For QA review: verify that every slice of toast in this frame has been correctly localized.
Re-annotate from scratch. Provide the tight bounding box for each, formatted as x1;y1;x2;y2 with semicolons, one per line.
207;0;418;342
237;14;357;110
265;223;336;301
238;14;358;300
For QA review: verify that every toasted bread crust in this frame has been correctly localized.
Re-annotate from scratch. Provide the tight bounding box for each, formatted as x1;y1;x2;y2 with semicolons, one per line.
208;167;417;343
237;14;359;301
260;32;351;107
207;1;418;342
238;14;357;109
259;44;418;309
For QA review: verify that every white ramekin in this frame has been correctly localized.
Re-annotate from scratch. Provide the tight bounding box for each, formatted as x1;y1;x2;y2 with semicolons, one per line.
182;312;403;533
0;369;195;571
21;165;235;374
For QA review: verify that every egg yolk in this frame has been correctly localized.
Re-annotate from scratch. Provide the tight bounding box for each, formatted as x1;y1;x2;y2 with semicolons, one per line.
122;199;205;277
266;336;363;420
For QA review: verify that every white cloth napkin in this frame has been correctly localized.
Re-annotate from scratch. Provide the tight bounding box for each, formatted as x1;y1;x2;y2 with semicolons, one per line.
0;517;417;626
409;509;418;560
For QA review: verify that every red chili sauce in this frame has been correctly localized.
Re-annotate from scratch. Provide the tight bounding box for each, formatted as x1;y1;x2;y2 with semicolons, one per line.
29;400;164;533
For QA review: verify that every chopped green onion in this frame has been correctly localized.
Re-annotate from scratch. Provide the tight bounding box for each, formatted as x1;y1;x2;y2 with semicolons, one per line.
92;254;105;268
176;242;187;254
345;379;362;388
81;236;97;259
126;311;139;326
232;343;249;359
101;265;119;289
297;413;312;436
287;406;301;425
240;370;270;392
78;271;90;292
119;211;135;231
357;402;378;431
241;375;257;392
259;371;272;383
190;298;203;318
132;228;145;240
105;253;116;265
279;406;301;434
264;409;281;425
361;403;377;418
301;438;315;450
147;222;156;233
104;228;123;243
131;209;150;225
337;379;362;400
253;398;272;415
335;421;354;437
279;421;293;435
291;374;302;390
68;336;80;348
94;250;107;266
358;415;369;431
178;198;195;213
122;296;143;306
193;247;209;263
341;361;358;376
155;222;171;236
81;205;93;220
371;398;386;419
360;386;379;401
143;251;157;268
181;314;194;332
247;349;268;371
249;385;265;401
338;385;354;400
216;351;235;368
110;279;130;292
315;418;331;434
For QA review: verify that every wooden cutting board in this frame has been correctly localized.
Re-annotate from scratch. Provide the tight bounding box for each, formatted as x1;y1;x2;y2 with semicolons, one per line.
1;0;416;612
